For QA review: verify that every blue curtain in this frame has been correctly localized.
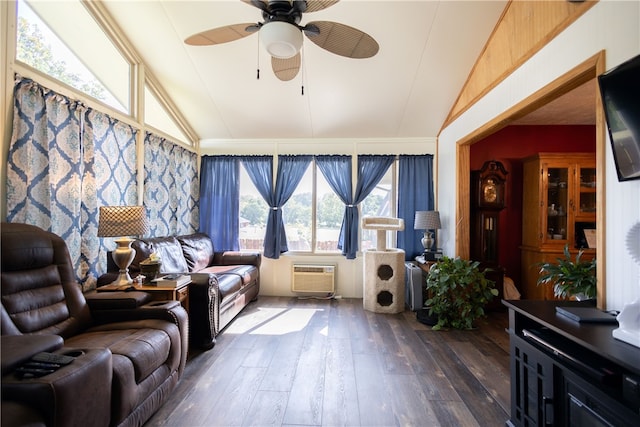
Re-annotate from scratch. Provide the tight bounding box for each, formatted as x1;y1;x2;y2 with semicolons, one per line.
316;155;394;259
240;155;273;252
263;155;312;259
397;154;435;260
199;156;240;251
241;156;273;200
315;155;354;257
347;155;396;258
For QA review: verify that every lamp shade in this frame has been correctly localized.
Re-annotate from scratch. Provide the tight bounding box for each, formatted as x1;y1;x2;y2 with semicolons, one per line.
97;206;149;237
260;21;303;59
414;211;441;230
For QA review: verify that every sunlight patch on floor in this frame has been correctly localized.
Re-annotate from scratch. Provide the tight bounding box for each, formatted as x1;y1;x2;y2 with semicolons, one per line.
225;307;324;335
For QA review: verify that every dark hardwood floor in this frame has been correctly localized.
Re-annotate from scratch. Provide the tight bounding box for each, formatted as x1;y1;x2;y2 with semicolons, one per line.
146;296;510;427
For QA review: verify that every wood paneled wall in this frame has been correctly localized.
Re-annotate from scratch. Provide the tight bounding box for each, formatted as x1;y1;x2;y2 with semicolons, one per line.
444;0;597;127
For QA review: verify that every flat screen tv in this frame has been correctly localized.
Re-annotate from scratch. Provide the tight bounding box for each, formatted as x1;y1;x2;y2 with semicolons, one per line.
598;53;640;181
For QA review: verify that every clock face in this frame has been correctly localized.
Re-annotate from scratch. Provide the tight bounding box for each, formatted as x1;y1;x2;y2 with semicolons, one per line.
483;180;498;203
474;162;507;209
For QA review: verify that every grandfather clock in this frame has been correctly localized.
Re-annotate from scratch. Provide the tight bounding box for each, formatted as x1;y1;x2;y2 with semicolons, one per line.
471;160;508;265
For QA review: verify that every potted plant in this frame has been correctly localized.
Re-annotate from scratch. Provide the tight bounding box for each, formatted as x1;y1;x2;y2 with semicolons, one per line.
424;256;498;330
536;244;596;300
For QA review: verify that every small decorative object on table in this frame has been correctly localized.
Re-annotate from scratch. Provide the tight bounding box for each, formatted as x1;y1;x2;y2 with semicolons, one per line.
140;251;162;283
152;274;191;288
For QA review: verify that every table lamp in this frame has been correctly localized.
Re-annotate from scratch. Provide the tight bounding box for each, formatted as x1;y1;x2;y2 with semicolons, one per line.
414;210;441;253
98;205;149;286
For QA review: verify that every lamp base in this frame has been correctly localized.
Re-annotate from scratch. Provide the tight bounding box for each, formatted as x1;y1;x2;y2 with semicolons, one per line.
110;237;136;287
421;231;434;252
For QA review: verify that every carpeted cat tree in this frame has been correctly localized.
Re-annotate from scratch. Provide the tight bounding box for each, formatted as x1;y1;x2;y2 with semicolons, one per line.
362;217;405;313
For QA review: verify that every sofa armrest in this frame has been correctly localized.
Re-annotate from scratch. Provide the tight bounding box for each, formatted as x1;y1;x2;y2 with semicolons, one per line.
85;290;152;310
88;299;187;329
189;273;219;349
212;251;261;268
2;348;112;427
1;335;64;376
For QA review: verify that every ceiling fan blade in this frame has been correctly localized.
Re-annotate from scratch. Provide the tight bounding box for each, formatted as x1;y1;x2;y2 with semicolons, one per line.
241;0;269;13
185;23;258;46
305;21;379;58
304;1;341;13
272;54;301;81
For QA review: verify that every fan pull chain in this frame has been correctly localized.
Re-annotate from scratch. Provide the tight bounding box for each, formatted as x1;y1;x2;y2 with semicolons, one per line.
256;32;260;80
301;46;305;95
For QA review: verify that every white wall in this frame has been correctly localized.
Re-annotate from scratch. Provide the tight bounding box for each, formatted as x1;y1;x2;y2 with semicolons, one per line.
438;0;640;311
200;137;436;298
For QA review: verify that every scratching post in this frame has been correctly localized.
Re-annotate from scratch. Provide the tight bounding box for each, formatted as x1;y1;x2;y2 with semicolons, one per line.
361;217;405;313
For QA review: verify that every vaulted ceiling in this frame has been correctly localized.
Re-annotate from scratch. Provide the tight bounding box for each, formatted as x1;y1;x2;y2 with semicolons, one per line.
101;0;509;143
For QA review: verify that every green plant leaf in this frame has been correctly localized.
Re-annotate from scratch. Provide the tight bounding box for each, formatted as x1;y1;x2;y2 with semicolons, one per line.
536;244;596;299
425;256;497;330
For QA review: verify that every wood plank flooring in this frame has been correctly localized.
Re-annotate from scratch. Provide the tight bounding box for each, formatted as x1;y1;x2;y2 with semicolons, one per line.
145;297;510;427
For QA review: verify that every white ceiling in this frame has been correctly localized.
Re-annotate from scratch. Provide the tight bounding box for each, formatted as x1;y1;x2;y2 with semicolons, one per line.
101;0;509;144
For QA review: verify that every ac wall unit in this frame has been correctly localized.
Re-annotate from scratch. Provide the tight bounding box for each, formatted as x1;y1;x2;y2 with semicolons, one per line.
291;264;335;293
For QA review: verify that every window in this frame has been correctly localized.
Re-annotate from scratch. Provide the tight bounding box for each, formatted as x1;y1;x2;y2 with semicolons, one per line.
281;161;343;253
237;158;398;254
283;164;313;251
16;0;129;112
144;84;191;144
239;166;269;251
315;168;343;252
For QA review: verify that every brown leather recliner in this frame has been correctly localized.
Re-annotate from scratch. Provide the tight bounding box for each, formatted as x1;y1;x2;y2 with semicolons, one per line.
1;223;189;427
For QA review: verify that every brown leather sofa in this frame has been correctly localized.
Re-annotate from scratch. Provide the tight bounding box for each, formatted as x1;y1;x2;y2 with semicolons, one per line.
98;232;261;349
1;223;189;427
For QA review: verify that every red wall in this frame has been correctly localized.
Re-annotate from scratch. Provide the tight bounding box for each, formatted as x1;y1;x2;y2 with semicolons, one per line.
470;125;596;290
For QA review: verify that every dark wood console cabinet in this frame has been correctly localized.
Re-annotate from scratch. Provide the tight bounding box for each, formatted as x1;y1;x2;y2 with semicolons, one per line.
503;300;640;426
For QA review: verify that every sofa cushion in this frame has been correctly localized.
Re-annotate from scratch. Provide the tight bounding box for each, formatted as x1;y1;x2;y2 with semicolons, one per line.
177;233;215;272
131;237;188;274
202;265;259;287
65;323;173;383
213;273;243;301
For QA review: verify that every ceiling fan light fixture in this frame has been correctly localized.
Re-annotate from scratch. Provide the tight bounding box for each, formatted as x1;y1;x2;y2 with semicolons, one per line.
260;21;303;59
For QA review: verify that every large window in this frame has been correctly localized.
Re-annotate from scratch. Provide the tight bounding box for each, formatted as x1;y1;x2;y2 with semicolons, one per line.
16;0;129;112
239;158;397;254
283;164;313;251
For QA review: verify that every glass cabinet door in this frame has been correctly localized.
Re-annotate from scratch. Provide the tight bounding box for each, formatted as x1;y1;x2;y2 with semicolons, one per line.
545;166;569;242
575;166;597;249
577;167;597;216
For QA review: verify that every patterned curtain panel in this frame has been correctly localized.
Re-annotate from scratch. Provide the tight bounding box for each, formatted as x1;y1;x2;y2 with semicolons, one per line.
6;76;139;289
144;132;198;237
83;109;139;286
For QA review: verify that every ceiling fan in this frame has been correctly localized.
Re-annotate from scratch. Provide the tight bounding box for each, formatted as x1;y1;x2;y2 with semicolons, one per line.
184;0;379;81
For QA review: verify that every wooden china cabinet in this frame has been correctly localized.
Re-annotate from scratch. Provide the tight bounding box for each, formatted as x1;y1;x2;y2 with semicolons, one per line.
520;153;597;300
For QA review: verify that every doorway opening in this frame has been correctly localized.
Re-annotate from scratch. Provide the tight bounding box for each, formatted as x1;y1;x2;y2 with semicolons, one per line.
455;51;607;307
